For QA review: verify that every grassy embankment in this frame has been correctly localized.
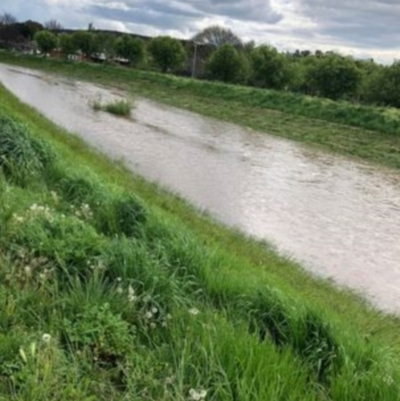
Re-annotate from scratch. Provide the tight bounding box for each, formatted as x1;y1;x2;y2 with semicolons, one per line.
1;52;400;169
1;77;400;398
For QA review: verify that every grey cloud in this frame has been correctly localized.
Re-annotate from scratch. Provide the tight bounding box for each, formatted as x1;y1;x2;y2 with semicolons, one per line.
86;0;282;32
299;0;400;49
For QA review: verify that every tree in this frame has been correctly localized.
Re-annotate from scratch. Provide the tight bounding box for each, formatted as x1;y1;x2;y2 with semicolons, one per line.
251;45;292;89
192;25;242;47
18;20;44;40
34;30;58;54
114;35;145;66
363;62;400;107
206;44;248;83
148;36;186;73
72;31;99;57
0;13;17;26
59;33;77;56
44;19;63;32
305;55;362;100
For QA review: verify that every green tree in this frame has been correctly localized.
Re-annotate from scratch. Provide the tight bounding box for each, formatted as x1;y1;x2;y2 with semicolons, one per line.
364;62;400;107
18;20;44;40
206;44;248;83
305;55;362;100
34;30;57;54
114;35;145;66
59;33;77;56
251;45;292;89
72;31;98;57
148;36;186;73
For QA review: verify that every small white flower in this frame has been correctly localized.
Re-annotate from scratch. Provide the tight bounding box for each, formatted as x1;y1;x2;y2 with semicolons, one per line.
189;308;200;316
145;311;153;319
151;307;158;314
24;265;32;276
116;286;123;294
127;285;137;302
116;277;122;282
41;333;51;344
166;314;172;320
150;322;156;329
189;389;207;400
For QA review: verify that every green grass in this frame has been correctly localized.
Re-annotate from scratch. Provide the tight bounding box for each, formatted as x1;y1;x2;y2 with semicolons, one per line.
1;83;400;400
104;99;132;117
1;53;400;169
90;97;133;117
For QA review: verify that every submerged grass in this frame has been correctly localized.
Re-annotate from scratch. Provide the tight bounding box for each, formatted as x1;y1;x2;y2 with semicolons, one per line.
1;83;400;400
2;53;400;168
90;97;133;117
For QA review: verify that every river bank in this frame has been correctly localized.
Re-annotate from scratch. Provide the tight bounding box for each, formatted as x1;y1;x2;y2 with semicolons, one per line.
1;72;400;398
1;52;400;170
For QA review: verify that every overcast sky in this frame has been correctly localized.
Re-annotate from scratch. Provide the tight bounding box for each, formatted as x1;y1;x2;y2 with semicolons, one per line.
3;0;400;63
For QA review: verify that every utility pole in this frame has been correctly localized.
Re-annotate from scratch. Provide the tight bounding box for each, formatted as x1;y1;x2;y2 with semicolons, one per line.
192;41;198;78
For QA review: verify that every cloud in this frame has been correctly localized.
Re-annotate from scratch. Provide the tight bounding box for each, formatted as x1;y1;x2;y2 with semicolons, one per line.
3;0;400;63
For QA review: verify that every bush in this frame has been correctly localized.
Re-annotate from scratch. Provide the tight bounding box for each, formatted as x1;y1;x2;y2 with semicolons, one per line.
6;209;105;278
0;114;55;185
94;193;147;237
148;36;186;73
114;35;145;66
251;45;292;89
34;30;57;54
206;44;248;83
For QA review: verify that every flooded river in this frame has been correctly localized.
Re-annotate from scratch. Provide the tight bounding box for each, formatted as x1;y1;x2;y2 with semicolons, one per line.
1;64;400;313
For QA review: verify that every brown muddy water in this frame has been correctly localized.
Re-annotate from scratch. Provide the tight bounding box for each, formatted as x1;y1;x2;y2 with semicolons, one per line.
1;64;400;313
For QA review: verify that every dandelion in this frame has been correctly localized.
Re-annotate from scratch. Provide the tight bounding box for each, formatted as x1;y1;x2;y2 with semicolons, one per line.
41;333;51;344
50;191;59;203
189;389;207;400
24;265;32;276
128;285;137;302
189;308;200;316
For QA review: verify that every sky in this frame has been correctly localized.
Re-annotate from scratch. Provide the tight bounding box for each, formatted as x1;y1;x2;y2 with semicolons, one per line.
3;0;400;64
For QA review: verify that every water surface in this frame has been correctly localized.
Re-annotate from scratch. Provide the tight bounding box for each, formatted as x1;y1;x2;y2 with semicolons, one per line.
1;64;400;313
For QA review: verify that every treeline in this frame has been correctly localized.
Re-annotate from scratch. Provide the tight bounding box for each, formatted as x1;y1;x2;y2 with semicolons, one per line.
2;13;400;108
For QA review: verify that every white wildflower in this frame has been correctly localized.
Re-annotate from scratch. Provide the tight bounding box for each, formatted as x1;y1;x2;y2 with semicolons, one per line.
189;308;200;316
145;311;153;319
24;265;32;276
150;322;156;329
151;307;158;314
50;191;59;203
189;389;207;400
166;314;172;320
116;286;123;294
127;285;137;302
116;277;122;282
41;333;52;344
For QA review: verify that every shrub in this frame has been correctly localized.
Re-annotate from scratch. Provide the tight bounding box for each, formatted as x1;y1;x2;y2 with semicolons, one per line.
148;36;186;73
94;193;147;237
0;114;55;185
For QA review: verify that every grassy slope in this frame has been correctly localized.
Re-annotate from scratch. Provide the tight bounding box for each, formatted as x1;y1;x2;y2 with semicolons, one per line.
1;80;400;398
1;52;400;169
